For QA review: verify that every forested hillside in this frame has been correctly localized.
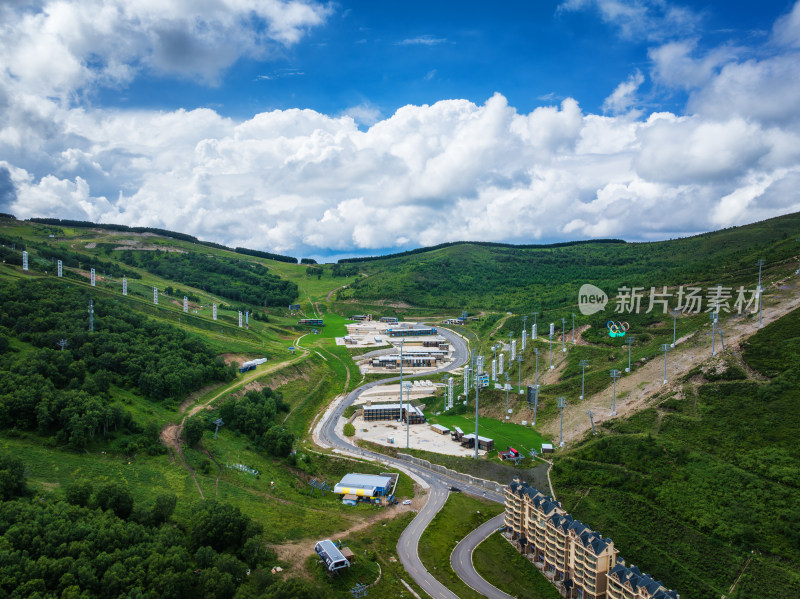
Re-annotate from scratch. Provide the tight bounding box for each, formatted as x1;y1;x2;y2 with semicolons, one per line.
0;279;236;449
340;211;800;310
117;250;298;307
550;306;800;598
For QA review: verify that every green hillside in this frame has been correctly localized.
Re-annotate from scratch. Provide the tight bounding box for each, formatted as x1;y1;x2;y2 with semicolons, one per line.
337;211;800;311
1;212;799;599
550;306;800;598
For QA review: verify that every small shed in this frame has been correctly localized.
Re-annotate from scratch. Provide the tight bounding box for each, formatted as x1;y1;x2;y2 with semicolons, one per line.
342;494;358;506
451;426;465;441
541;443;554;454
340;547;355;564
315;540;350;571
430;424;450;435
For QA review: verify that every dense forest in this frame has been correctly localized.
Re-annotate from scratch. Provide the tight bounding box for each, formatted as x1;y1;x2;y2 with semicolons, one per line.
551;306;800;598
117;251;298;307
0;280;236;449
0;454;323;599
341;211;800;311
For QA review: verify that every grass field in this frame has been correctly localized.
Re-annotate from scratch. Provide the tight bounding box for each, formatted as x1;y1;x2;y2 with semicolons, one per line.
417;492;504;599
473;531;562;599
427;413;549;453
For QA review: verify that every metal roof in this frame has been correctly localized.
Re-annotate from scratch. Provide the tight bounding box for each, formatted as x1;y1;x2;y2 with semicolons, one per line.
339;473;393;489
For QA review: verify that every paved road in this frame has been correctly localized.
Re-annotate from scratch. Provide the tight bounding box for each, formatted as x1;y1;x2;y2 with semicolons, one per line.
398;482;460;599
317;327;509;598
451;513;514;599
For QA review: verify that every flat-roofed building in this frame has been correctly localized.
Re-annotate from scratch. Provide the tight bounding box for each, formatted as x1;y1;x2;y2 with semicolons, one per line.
461;433;494;451
430;424;450;435
362;403;426;424
503;478;679;599
334;473;394;498
386;325;437;337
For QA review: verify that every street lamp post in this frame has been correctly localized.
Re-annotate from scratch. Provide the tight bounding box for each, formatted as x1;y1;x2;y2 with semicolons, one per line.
505;373;510;421
474;369;480;460
610;369;621;416
671;307;681;348
625;335;635;373
661;343;671;384
579;359;589;400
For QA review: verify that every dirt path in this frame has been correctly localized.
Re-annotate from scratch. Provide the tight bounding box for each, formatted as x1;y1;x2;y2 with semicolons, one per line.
271;487;426;575
159;352;311;498
543;275;800;444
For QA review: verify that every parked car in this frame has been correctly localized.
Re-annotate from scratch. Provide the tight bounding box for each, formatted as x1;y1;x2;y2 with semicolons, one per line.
450;486;462;493
402;499;412;505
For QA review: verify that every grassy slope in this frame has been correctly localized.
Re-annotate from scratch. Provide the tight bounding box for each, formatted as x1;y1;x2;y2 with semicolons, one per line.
417;492;505;599
341;211;800;311
548;307;800;599
0;218;390;548
473;531;562;599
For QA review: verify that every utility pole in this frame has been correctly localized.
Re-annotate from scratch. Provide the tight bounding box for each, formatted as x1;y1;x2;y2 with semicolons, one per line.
572;313;576;344
661;343;671;384
561;317;567;352
549;325;554;370
712;312;718;356
558;397;567;447
88;299;94;333
405;383;411;449
610;369;621;416
533;312;538;339
587;410;596;435
399;339;405;426
625;335;635;373
517;353;524;394
57;339;68;351
671;307;681;348
534;347;539;386
757;259;765;328
579;359;589;400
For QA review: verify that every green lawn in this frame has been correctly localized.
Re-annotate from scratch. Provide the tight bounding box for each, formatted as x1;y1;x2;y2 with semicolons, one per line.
427;413;550;453
418;492;504;599
473;531;562;599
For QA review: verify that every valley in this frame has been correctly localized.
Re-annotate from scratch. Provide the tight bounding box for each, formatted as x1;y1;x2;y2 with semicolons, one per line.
1;213;799;598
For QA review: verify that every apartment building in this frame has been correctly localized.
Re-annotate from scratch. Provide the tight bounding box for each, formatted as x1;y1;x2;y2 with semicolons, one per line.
505;478;678;599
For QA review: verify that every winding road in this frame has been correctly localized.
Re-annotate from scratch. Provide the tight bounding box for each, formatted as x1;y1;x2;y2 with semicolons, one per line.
317;327;512;598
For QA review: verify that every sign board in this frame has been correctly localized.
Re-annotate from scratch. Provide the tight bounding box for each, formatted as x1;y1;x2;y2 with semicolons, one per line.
57;260;62;277
122;277;127;295
476;374;490;388
153;287;158;305
212;304;217;320
183;296;188;313
549;323;555;337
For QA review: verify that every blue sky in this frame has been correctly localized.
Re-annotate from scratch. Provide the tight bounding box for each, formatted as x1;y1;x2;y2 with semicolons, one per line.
1;0;800;260
95;0;788;120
